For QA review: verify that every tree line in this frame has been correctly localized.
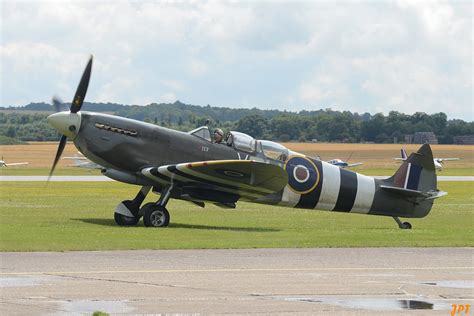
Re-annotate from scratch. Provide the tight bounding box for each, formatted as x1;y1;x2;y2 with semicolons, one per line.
0;101;472;143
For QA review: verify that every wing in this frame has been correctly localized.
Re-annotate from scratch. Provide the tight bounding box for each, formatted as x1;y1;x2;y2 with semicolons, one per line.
142;160;288;202
436;158;460;162
5;162;29;166
347;162;363;167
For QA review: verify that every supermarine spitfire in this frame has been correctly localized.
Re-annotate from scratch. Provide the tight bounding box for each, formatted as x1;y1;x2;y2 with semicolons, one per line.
47;56;447;229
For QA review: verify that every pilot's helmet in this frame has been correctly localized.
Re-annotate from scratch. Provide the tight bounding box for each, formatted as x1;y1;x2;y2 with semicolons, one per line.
214;128;224;137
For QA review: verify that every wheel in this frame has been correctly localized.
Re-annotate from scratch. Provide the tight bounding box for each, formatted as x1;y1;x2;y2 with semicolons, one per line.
114;212;139;226
402;222;412;229
143;205;170;227
138;202;156;218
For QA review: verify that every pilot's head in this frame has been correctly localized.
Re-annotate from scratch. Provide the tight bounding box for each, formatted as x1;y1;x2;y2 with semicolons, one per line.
214;128;224;143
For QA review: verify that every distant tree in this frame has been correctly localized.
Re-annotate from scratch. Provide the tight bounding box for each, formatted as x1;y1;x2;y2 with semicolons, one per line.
6;126;16;138
361;113;385;142
271;115;301;141
430;112;447;134
236;115;268;138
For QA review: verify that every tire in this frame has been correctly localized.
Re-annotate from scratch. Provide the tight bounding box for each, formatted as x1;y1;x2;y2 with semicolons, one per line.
114;212;139;226
402;222;412;229
143;205;170;227
139;202;156;218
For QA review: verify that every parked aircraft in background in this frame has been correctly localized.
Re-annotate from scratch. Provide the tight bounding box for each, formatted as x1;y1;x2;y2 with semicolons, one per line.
46;56;447;230
396;149;459;171
0;157;29;167
63;152;102;169
325;152;363;168
326;159;363;168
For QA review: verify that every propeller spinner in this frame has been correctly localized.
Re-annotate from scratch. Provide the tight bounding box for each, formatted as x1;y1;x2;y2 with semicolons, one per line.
47;55;93;181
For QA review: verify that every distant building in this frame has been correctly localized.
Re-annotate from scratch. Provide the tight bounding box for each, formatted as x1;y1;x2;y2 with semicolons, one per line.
453;135;474;145
404;132;438;144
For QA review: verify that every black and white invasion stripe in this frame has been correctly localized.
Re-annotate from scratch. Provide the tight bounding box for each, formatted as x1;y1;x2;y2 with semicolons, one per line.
281;160;376;214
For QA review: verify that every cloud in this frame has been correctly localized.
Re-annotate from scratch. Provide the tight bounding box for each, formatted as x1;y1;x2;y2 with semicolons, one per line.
1;1;472;120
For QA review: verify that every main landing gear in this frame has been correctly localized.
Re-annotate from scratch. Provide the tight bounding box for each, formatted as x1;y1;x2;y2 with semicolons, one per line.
142;186;172;228
114;185;173;228
392;216;412;229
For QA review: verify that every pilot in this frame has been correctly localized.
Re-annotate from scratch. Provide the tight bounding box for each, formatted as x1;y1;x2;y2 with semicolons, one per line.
213;128;224;144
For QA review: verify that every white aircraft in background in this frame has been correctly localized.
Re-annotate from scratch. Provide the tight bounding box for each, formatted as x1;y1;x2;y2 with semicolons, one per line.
0;157;29;167
321;152;363;168
396;149;460;171
62;152;102;169
326;159;364;168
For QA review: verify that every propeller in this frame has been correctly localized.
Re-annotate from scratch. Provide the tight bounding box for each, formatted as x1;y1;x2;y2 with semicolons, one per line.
48;55;93;181
70;56;93;113
52;96;63;112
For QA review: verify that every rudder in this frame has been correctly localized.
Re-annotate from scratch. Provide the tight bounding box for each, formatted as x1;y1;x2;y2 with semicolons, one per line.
386;144;436;192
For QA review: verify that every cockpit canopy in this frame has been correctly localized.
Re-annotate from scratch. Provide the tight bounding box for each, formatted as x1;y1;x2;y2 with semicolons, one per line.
189;127;289;162
226;132;289;162
225;131;256;153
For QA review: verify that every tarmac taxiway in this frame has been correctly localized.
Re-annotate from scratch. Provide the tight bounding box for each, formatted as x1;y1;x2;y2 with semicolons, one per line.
1;248;473;315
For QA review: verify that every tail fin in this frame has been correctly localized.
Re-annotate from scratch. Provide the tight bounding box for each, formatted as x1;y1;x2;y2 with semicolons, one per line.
388;144;436;192
379;144;446;218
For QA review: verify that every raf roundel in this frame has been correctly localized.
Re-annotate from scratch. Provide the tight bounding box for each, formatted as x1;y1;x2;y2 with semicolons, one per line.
293;165;310;183
285;156;320;194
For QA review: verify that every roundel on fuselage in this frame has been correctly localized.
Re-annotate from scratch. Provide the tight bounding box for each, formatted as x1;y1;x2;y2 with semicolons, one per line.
284;156;320;194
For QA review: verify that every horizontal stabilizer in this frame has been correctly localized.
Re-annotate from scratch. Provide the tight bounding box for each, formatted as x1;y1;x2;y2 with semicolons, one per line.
380;185;447;200
380;185;427;197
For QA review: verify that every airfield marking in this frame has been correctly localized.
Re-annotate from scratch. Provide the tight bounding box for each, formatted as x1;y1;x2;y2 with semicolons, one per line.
1;266;472;276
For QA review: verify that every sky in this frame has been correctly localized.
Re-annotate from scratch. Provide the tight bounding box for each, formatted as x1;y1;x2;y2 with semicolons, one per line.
1;0;472;120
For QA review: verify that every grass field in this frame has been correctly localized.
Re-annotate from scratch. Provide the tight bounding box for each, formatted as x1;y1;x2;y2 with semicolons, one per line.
0;181;472;251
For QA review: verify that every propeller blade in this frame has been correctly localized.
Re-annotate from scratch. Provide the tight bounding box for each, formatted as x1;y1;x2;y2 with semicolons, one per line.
52;96;63;112
48;134;67;181
70;55;93;113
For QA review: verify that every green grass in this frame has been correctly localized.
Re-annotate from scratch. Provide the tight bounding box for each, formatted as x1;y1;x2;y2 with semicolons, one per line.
0;182;472;251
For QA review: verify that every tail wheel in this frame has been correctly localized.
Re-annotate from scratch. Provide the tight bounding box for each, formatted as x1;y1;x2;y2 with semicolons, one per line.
114;213;139;226
143;205;170;227
402;222;412;229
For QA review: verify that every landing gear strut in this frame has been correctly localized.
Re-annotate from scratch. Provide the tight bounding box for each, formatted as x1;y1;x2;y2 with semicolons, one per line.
114;186;151;226
393;216;412;229
143;186;173;228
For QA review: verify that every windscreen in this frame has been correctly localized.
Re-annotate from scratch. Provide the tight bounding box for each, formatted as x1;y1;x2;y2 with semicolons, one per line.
189;126;211;142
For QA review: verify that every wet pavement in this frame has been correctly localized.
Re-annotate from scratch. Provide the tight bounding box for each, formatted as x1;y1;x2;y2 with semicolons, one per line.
1;248;473;315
